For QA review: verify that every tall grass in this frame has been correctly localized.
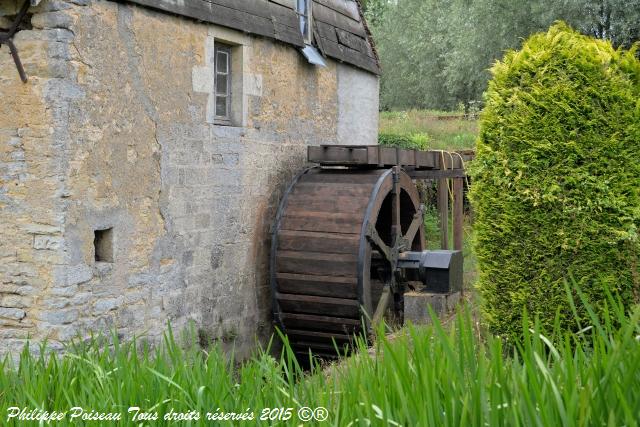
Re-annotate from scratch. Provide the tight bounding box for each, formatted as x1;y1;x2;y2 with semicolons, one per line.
379;110;478;151
1;286;638;426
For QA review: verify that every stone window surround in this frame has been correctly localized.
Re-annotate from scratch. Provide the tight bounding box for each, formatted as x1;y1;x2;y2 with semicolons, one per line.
193;26;263;130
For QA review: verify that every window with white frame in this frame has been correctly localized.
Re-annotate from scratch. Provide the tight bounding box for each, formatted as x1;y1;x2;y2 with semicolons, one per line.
297;0;312;44
214;43;232;123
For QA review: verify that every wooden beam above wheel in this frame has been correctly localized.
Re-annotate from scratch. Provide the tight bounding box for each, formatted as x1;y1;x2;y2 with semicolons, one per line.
308;145;474;171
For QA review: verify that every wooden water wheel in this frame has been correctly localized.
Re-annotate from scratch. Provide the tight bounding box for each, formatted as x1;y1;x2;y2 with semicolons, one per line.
270;167;425;358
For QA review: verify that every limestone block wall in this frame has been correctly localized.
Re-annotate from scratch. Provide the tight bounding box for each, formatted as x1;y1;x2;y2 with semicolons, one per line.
0;0;79;357
0;0;379;358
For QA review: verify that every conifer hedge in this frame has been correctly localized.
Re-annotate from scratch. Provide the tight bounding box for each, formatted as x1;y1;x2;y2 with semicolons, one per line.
469;22;640;342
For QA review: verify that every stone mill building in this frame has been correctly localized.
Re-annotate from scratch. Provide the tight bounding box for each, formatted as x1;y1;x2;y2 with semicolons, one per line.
0;0;380;357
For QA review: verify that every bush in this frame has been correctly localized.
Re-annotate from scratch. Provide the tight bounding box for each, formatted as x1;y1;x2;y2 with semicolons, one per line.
469;22;640;343
378;132;430;150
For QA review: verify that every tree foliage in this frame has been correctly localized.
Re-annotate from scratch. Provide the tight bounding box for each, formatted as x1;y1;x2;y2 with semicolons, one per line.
469;23;640;343
368;0;640;110
572;0;640;49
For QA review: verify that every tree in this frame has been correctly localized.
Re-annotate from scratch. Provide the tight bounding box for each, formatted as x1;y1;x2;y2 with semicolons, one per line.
368;0;640;111
360;0;390;26
372;0;458;110
569;0;640;49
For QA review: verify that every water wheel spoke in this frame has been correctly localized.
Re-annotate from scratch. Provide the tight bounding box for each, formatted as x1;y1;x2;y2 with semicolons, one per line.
371;285;391;326
366;223;393;264
403;212;422;249
391;167;401;246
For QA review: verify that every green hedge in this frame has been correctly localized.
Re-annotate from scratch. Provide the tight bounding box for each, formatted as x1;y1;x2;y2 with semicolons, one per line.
469;22;640;343
378;132;430;150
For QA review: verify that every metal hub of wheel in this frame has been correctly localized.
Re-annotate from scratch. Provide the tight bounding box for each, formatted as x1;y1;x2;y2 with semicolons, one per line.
271;167;425;358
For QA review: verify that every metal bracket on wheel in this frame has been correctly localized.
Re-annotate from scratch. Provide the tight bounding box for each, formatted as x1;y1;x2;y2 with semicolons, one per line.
0;0;31;83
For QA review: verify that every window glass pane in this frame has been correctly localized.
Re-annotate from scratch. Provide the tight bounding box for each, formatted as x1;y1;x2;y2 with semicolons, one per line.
216;51;228;73
213;43;231;122
215;96;227;117
297;0;308;35
216;74;228;95
297;0;306;14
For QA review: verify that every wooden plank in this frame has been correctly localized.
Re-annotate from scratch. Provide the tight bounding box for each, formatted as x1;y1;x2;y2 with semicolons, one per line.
457;150;476;163
312;1;367;37
377;147;398;165
292;341;349;354
438;178;449;250
286;329;353;342
280;312;360;333
274;21;306;44
398;149;416;165
307;146;470;170
315;34;380;74
293;349;341;360
453;178;464;251
280;217;360;234
276;292;360;318
269;0;295;9
314;0;360;21
336;28;370;54
406;169;466;180
289;182;372;199
315;21;339;43
213;0;298;28
415;151;437;169
289;184;368;197
285;195;369;213
308;146;370;164
281;210;363;234
122;0;305;47
308;145;416;166
276;250;358;276
300;170;380;184
276;272;358;298
436;153;465;170
277;230;360;254
277;228;359;249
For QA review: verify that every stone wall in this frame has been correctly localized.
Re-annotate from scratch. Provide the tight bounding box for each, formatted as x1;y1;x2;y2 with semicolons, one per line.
337;63;380;147
0;0;78;357
0;0;379;358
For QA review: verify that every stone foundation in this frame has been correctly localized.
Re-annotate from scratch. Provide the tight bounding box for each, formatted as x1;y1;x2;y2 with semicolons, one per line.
404;291;462;325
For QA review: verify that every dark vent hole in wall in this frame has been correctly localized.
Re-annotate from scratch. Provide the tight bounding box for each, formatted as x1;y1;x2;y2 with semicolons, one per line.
94;228;114;262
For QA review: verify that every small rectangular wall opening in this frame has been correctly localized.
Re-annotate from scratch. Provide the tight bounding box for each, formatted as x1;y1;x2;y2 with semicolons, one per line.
94;228;114;262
